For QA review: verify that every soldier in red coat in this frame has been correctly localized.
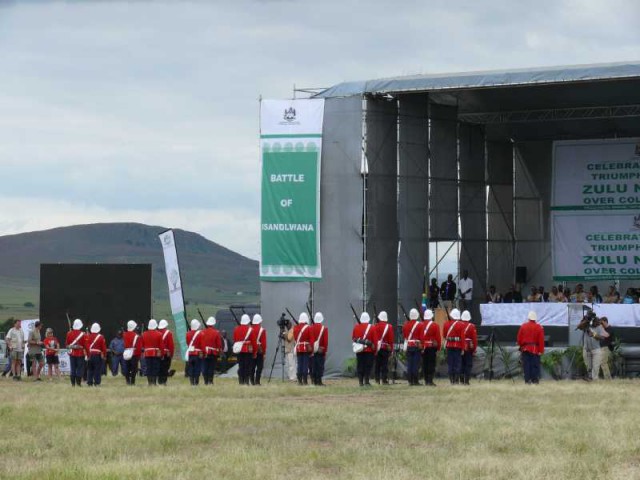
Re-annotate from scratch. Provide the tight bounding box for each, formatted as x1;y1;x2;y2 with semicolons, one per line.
142;319;164;386
201;316;223;385
373;311;394;385
421;309;441;386
289;312;313;385
443;308;466;384
85;322;107;387
517;311;545;384
186;319;204;386
66;318;87;387
122;320;142;386
310;312;329;386
402;308;422;386
250;314;267;386
460;310;477;385
157;319;174;385
233;314;257;385
352;312;378;387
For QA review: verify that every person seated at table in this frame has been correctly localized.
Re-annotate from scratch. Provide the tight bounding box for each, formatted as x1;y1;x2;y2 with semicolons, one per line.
564;287;573;302
547;286;566;303
604;285;620;304
622;288;637;304
485;285;502;303
586;286;603;304
527;286;541;302
538;286;549;302
573;284;586;303
503;285;523;304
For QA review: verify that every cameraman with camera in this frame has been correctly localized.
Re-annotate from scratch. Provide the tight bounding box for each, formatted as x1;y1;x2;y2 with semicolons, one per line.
578;310;609;381
278;314;296;381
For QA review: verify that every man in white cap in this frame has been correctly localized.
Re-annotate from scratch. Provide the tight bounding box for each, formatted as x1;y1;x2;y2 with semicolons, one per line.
201;316;222;385
351;312;378;387
157;319;174;385
460;311;477;385
122;320;142;386
233;314;257;385
250;314;267;386
186;319;204;386
373;311;393;385
310;312;328;386
442;308;465;384
86;323;106;387
142;319;164;386
402;308;422;386
517;311;545;384
420;309;441;386
66;318;87;387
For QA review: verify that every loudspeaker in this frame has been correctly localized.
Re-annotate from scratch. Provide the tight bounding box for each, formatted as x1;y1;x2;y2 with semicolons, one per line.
515;266;527;284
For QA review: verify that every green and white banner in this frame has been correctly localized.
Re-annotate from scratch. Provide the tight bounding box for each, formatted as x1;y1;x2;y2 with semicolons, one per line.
260;99;324;281
158;229;188;357
552;138;640;280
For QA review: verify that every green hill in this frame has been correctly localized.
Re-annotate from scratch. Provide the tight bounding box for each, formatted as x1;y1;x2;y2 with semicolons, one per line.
0;223;259;324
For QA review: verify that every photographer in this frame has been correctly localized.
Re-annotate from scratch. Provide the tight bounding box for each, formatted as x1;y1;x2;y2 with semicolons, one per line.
598;317;613;380
279;315;296;382
578;311;609;381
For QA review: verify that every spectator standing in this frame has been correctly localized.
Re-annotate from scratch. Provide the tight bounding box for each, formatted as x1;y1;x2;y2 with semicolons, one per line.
283;322;297;382
428;278;440;309
109;330;125;376
44;328;60;380
6;319;25;381
458;270;473;312
27;321;45;381
440;274;457;312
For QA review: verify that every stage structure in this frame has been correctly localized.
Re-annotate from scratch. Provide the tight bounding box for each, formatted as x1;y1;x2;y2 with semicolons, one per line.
260;62;640;375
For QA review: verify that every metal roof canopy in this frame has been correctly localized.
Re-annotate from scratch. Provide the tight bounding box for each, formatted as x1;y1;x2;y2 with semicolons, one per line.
316;62;640;141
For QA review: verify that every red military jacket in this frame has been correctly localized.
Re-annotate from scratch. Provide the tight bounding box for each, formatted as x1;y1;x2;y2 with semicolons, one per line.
159;328;175;357
442;319;465;350
517;320;545;355
201;327;223;357
310;323;329;354
421;320;441;350
462;322;477;354
402;320;422;348
66;330;87;358
374;322;394;352
142;330;164;358
351;323;378;354
85;333;107;357
122;331;142;357
293;323;313;354
186;330;204;357
233;325;258;356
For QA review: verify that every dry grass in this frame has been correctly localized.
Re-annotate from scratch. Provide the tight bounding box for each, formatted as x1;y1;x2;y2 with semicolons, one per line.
1;374;639;479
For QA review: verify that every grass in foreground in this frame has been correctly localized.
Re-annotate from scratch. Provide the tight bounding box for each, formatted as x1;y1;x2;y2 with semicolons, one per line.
1;375;639;480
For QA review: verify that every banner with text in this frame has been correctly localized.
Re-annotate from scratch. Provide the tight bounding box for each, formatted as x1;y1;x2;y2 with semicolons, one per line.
552;138;640;281
158;230;188;358
260;99;324;281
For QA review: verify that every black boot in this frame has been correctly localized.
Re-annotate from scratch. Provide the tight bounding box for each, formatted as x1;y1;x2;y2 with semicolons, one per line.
364;376;371;386
75;377;82;387
382;377;389;385
464;375;470;385
303;375;308;385
297;374;303;386
70;376;76;387
358;374;364;387
147;376;153;386
449;375;455;384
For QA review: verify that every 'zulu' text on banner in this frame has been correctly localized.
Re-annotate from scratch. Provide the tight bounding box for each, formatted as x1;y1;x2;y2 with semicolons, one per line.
260;99;324;281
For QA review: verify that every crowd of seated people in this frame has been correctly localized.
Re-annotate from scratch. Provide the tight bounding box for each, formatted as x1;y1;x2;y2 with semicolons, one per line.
485;284;636;304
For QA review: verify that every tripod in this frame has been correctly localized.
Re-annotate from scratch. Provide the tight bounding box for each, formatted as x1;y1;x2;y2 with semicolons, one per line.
486;328;516;383
267;329;286;383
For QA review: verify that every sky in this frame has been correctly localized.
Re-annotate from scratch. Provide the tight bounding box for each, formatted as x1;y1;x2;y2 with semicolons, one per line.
0;0;639;260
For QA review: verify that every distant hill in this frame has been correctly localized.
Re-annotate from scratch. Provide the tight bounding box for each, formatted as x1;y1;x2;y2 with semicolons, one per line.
0;223;259;314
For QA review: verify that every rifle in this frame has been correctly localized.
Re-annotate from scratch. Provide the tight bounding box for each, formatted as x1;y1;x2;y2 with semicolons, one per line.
373;303;378;323
398;302;410;322
349;304;361;324
228;307;241;326
197;308;206;323
306;303;313;323
414;299;422;315
65;311;72;330
285;308;299;325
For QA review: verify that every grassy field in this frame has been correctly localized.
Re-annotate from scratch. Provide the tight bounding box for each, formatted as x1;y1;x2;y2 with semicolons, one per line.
1;375;639;480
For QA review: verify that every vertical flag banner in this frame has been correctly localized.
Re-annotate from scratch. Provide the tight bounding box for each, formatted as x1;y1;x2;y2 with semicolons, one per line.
158;229;188;358
260;99;325;281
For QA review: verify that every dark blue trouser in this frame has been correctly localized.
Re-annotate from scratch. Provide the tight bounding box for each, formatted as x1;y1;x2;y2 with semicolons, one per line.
447;348;462;377
406;348;421;382
237;353;252;384
251;353;263;385
461;351;474;378
110;354;124;376
159;356;172;385
522;352;540;383
356;352;374;383
124;357;139;385
69;356;85;385
297;353;309;379
422;348;437;383
202;355;217;383
313;353;325;384
375;350;390;382
146;357;160;377
87;355;103;386
188;356;201;385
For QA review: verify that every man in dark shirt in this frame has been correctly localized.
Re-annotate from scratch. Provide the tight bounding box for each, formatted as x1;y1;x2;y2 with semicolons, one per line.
503;284;523;304
598;317;613;379
440;274;457;312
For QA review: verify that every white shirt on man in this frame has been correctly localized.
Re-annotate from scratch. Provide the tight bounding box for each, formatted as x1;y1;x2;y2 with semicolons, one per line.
459;277;473;300
6;327;25;352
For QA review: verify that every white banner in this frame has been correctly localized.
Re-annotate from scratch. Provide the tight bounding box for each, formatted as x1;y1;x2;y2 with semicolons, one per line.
158;229;188;357
260;99;324;281
480;302;640;327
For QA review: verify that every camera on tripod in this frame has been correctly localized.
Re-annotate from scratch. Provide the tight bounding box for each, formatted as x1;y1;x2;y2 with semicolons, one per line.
577;308;601;331
277;313;291;337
